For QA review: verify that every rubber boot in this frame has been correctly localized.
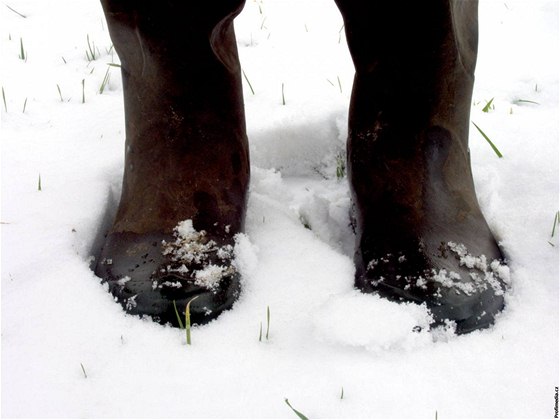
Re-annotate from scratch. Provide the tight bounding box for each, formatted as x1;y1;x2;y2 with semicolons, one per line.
334;0;508;334
95;0;249;326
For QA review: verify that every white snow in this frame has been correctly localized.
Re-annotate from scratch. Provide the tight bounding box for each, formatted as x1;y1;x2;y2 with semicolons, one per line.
1;0;558;418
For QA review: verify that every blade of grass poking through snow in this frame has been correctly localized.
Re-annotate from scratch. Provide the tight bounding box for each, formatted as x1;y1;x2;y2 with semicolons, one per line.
6;4;27;18
37;174;41;191
80;363;87;378
57;84;63;102
185;296;199;345
282;83;286;105
172;300;184;329
107;63;121;68
482;97;494;113
18;37;25;61
259;321;263;342
2;87;7;112
99;66;111;94
81;79;85;104
86;34;98;61
266;305;270;340
340;387;344;400
242;69;255;95
284;399;309;420
337;75;342;93
551;211;559;238
513;99;539;105
472;121;503;158
22;97;27;113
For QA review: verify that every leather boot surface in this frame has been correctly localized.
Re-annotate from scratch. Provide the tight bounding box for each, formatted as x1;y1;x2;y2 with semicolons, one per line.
96;0;249;326
335;0;508;334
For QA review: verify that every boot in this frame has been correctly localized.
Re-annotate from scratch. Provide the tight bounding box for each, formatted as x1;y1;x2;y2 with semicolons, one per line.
95;0;249;326
334;0;508;334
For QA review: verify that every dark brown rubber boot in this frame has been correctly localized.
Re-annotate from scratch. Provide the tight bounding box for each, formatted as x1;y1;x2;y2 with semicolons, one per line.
95;0;249;326
335;0;508;334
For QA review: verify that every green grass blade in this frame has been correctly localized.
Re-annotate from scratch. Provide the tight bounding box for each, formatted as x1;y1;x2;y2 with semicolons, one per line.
551;211;559;238
6;4;27;18
38;174;41;191
80;363;87;378
472;121;503;158
266;305;270;340
19;37;25;60
482;97;494;113
340;387;344;400
242;69;255;95
2;87;7;112
259;321;263;342
284;399;309;420
22;97;27;113
185;296;199;345
513;99;539;105
172;300;184;329
57;84;63;102
99;66;111;94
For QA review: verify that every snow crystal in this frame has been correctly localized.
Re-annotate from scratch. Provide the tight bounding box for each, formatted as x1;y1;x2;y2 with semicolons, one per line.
156;220;238;291
365;242;509;298
195;265;230;290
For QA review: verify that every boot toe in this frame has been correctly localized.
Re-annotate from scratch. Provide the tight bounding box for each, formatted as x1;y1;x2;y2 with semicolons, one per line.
95;227;241;327
357;241;509;334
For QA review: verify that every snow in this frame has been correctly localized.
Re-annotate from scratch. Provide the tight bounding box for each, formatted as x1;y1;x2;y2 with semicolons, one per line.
1;0;558;418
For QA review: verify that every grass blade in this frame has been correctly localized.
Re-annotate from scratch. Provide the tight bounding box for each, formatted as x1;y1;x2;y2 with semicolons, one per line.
482;97;494;113
6;4;27;18
284;399;309;420
22;97;27;113
337;75;342;93
81;79;85;104
281;83;286;105
172;300;185;329
80;363;87;378
2;87;7;112
513;99;539;105
185;296;199;345
266;305;270;340
259;321;263;342
57;84;63;102
551;211;559;238
99;66;111;94
19;37;25;61
242;69;255;95
38;174;41;191
472;121;503;158
340;386;344;400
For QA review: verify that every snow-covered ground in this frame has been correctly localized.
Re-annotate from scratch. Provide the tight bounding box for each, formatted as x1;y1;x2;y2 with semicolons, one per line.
1;0;558;417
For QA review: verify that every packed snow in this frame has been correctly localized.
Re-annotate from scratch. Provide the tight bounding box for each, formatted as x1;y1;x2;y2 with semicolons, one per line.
1;0;558;418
